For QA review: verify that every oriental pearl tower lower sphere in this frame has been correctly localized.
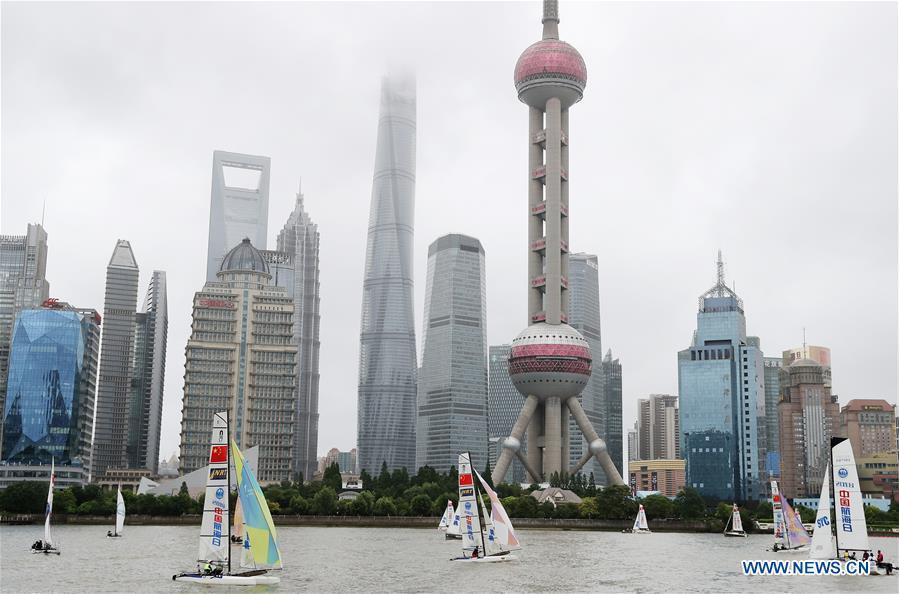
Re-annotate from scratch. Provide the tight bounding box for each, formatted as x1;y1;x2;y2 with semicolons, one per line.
492;0;625;486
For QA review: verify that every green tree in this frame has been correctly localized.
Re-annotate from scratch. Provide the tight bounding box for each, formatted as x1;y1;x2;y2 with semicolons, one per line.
323;462;343;492
714;502;733;524
579;497;600;519
674;488;706;519
179;481;190;496
496;483;523;498
311;487;337;516
596;485;636;520
410;494;432;516
54;489;77;514
642;494;675;520
0;482;49;513
373;496;397;516
553;502;579;519
350;491;375;516
336;499;353;516
290;495;309;515
753;500;773;521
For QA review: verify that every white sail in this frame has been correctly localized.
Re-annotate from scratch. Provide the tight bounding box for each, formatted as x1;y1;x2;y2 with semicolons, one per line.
731;504;744;533
446;507;462;537
438;500;453;530
810;466;835;560
457;453;483;553
474;469;521;551
831;437;869;554
115;487;126;536
44;458;55;546
479;491;504;556
771;480;785;546
198;411;230;566
633;504;649;531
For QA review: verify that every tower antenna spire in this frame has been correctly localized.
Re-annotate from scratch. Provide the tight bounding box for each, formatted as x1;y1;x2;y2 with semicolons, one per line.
542;0;560;39
802;327;807;358
716;250;725;287
41;197;46;226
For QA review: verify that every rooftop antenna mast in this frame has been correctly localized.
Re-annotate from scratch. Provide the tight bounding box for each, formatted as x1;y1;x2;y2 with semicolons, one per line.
716;249;725;287
802;327;807;358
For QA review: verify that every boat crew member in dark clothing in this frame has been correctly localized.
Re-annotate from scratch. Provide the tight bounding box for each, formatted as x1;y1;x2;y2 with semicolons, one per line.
471;547;479;559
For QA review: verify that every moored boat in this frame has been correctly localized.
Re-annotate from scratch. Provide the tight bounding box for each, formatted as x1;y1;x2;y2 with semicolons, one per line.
630;504;651;534
724;503;747;537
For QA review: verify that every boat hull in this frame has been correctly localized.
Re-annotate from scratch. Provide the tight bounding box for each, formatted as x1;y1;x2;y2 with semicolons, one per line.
31;549;60;555
724;531;747;538
444;534;462;540
173;573;279;585
452;554;518;563
770;545;810;554
631;529;652;534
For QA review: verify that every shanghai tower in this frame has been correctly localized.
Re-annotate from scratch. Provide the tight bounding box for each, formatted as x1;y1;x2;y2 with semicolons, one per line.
492;0;624;486
357;74;418;474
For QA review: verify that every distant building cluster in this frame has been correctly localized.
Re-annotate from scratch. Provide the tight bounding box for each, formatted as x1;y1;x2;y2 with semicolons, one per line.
0;227;168;489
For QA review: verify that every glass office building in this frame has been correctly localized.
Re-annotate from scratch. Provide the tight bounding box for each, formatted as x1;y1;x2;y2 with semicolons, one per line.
487;344;526;483
2;306;100;468
677;254;765;501
415;234;487;473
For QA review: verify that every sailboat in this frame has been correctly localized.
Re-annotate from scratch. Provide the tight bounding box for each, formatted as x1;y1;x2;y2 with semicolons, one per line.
724;503;747;537
770;480;811;553
630;504;651;534
230;497;244;545
451;452;517;562
107;486;125;538
31;458;60;555
809;466;836;560
172;411;280;585
439;500;462;540
827;437;875;566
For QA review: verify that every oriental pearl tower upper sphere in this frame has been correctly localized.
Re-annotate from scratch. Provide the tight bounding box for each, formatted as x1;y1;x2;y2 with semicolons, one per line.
514;2;587;108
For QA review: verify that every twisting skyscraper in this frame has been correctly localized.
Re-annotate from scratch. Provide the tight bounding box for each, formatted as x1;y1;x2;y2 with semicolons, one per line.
276;188;321;481
493;1;624;486
415;234;487;473
357;74;418;474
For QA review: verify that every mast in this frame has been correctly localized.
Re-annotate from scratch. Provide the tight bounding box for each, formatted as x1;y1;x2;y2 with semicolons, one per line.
470;452;487;556
830;437;839;556
226;409;232;574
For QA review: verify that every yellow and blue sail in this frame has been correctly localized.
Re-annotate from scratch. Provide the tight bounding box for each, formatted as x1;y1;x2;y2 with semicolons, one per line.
231;440;282;568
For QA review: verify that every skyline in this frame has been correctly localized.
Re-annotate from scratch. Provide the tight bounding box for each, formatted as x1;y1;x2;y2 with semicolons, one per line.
2;2;896;465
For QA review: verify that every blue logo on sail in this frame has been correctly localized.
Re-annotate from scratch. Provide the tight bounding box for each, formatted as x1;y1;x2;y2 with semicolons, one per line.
838;467;848;478
216;487;225;499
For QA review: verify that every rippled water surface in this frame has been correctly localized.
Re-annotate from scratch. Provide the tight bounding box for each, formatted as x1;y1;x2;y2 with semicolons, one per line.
1;525;897;592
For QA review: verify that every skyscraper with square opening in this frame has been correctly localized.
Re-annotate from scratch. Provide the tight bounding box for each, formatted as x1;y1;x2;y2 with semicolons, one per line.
206;151;271;283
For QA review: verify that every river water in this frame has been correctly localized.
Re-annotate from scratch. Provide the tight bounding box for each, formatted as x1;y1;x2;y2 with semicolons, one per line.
1;525;897;592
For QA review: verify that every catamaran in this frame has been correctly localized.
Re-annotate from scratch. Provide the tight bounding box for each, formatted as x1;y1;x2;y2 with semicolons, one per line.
173;411;281;585
452;452;519;562
810;437;878;571
724;503;747;537
107;486;125;538
770;480;811;553
439;500;462;540
31;458;60;555
630;504;651;534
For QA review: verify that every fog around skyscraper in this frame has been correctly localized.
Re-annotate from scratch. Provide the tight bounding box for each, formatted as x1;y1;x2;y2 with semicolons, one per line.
1;2;895;461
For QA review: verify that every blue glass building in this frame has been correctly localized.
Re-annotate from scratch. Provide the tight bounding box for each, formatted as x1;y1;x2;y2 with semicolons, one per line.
2;306;100;468
678;254;765;501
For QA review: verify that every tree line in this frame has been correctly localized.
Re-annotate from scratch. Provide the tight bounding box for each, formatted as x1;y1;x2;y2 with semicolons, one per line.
1;462;896;528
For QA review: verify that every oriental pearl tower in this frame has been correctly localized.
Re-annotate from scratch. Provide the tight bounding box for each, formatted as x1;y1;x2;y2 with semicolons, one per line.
492;0;625;486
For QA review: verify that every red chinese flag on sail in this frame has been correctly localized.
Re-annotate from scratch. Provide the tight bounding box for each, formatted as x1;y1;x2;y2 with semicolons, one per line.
772;494;780;503
459;473;473;486
209;445;228;463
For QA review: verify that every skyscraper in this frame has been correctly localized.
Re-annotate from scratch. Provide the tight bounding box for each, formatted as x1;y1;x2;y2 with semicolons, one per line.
0;224;50;435
567;253;603;481
357;74;418;475
92;240;140;479
2;300;100;484
677;252;765;501
180;239;297;483
276;188;322;481
126;271;168;473
416;234;487;473
601;350;624;477
762;356;782;477
493;1;623;486
777;358;839;499
636;394;680;461
205;151;271;282
838;399;896;458
488;345;526;484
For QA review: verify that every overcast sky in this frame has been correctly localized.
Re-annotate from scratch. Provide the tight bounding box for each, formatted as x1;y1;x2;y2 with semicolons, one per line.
2;1;896;468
